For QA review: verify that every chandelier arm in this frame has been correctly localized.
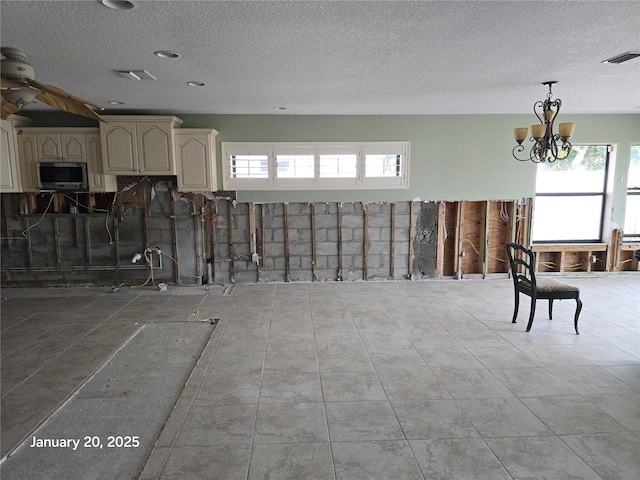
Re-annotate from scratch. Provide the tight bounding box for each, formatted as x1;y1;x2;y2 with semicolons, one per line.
532;140;546;163
512;144;533;161
558;138;573;160
533;100;545;124
512;143;548;162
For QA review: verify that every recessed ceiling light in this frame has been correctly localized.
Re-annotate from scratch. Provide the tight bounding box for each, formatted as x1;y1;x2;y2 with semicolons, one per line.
273;107;286;110
186;81;205;87
101;0;134;10
154;51;180;59
108;101;124;105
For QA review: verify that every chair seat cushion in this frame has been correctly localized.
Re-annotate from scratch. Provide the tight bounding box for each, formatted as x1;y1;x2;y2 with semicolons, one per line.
535;278;580;293
518;278;580;293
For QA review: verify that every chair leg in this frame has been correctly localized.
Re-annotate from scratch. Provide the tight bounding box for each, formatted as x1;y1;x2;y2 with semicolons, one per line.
574;298;582;335
512;291;519;323
548;299;554;319
526;296;536;332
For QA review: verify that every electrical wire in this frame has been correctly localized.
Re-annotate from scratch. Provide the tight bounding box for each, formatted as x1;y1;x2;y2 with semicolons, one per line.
191;310;212;322
129;247;199;287
563;263;584;270
130;248;156;288
463;238;507;263
500;201;510;222
158;249;201;279
1;195;55;240
145;248;155;286
105;212;113;244
614;258;634;271
61;194;111;213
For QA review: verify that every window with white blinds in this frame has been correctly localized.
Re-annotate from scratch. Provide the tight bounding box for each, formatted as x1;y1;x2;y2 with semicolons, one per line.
222;142;409;190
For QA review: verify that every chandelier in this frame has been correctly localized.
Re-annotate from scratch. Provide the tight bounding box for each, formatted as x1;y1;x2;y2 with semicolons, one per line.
512;81;575;163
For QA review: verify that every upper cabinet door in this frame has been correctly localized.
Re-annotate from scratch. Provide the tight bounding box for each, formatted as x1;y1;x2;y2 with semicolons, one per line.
33;132;86;163
99;116;182;175
175;129;218;192
60;134;86;162
36;133;62;160
101;122;138;174
16;133;39;191
0;119;23;192
85;133;117;192
136;122;174;173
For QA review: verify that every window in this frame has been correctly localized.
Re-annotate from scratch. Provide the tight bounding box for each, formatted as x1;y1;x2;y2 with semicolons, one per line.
319;151;357;178
276;146;314;179
532;145;609;243
363;143;406;186
223;145;270;189
365;154;401;177
222;142;409;190
624;145;640;240
230;154;268;178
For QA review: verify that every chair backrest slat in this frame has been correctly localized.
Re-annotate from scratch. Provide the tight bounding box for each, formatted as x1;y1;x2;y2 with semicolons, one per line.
506;243;536;289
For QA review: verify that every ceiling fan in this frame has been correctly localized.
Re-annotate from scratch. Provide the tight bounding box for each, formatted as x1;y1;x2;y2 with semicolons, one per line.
1;47;105;122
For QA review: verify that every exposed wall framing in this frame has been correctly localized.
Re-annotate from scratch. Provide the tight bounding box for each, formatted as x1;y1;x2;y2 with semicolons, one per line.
1;191;636;287
435;199;530;279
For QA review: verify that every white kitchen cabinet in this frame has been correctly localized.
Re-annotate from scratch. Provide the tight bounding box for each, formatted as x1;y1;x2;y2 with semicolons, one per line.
0;115;32;192
17;128;117;192
100;116;183;175
85;132;117;192
174;129;219;192
34;131;86;162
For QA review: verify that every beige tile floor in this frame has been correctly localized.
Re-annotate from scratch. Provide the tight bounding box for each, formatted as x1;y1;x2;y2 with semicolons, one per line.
2;277;639;479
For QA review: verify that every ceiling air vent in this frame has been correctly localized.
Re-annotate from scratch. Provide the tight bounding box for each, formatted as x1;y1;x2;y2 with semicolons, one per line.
601;52;640;64
116;69;156;80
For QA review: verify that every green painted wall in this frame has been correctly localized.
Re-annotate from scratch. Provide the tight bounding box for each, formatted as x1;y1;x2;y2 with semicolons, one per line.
24;112;640;229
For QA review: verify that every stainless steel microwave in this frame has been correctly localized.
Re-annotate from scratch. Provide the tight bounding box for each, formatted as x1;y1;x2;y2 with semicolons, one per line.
39;162;89;191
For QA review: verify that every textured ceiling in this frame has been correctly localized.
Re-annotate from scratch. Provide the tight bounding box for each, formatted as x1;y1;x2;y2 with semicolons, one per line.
1;0;639;116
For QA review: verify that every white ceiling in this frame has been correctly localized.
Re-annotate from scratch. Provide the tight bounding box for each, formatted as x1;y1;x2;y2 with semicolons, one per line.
1;0;639;116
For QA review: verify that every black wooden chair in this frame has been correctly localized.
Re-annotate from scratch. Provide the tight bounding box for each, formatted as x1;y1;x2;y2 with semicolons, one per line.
506;243;582;334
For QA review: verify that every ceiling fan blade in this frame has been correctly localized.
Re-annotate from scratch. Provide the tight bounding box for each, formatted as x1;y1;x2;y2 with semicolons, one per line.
28;78;104;111
35;91;106;122
1;96;22;119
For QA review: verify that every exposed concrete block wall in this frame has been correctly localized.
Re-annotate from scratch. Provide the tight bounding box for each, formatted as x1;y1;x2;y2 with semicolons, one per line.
229;202;256;284
213;199;435;284
0;191;182;286
261;203;287;283
287;203;313;282
340;202;365;281
1;192;438;286
314;202;340;282
393;201;413;279
210;199;230;284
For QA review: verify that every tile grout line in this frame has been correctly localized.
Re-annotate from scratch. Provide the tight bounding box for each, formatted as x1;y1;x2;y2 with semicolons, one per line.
139;291;241;479
1;295;141;399
0;323;145;463
308;284;339;480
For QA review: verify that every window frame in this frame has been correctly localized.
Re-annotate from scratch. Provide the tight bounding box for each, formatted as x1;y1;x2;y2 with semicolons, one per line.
223;144;271;190
623;144;640;241
532;144;611;244
221;141;410;191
